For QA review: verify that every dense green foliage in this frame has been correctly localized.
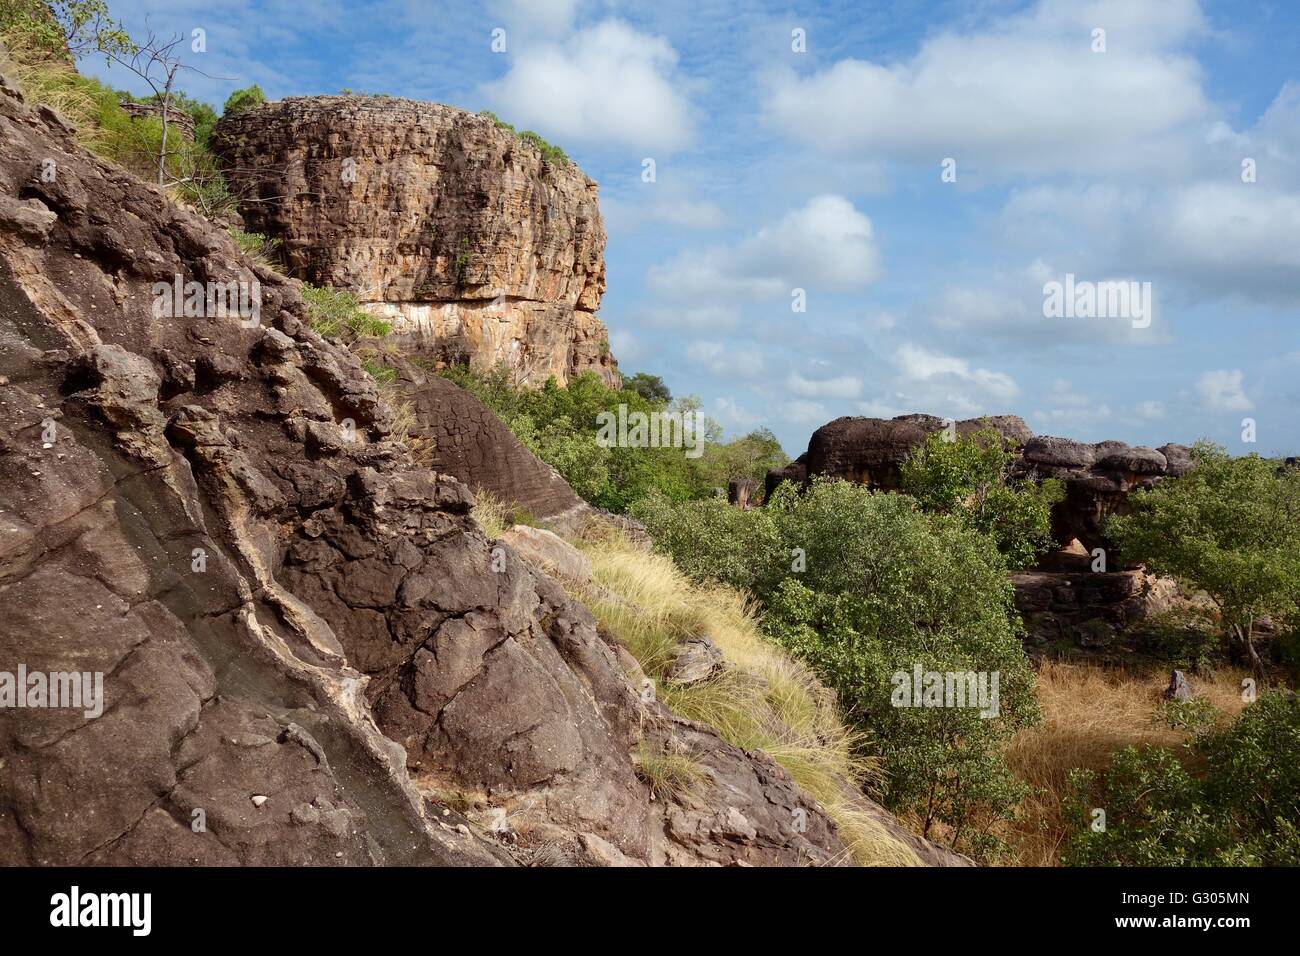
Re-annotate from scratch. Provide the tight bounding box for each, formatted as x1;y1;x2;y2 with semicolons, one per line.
633;478;1039;857
441;365;788;513
223;83;265;116
0;0;130;59
1066;691;1300;865
1108;443;1300;675
623;371;672;403
901;429;1062;569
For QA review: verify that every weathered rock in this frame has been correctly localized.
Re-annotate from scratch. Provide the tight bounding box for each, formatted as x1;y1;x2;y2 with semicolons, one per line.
666;637;724;685
499;524;593;585
213;96;617;386
1164;669;1193;701
804;414;1032;493
727;477;758;508
781;413;1194;559
1012;559;1184;658
764;453;807;500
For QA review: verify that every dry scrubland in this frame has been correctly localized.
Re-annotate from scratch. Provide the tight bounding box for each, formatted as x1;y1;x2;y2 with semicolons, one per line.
1003;661;1249;865
479;495;1262;866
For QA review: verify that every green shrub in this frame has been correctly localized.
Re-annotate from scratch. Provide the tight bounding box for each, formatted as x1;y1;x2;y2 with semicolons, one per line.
623;371;671;403
901;428;1061;568
223;84;266;116
519;129;568;165
1108;442;1300;677
440;365;736;513
633;477;1040;858
301;283;391;338
474;111;568;165
229;229;277;261
1065;691;1300;865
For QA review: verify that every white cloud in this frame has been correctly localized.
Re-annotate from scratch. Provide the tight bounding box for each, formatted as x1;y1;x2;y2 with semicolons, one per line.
1137;400;1166;420
646;194;880;307
763;0;1213;176
686;340;765;378
481;19;692;151
786;370;863;399
1195;369;1252;412
894;344;1019;401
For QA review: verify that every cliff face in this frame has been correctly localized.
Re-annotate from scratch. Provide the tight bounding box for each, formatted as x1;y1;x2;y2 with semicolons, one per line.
212;96;617;387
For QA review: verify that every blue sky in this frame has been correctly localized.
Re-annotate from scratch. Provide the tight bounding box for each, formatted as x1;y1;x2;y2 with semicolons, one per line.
83;0;1300;457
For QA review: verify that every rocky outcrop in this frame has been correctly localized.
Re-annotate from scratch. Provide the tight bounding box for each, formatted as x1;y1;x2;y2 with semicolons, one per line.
776;413;1190;558
0;64;931;866
212;96;617;387
777;414;1197;657
1014;435;1193;558
385;359;585;519
1012;553;1184;658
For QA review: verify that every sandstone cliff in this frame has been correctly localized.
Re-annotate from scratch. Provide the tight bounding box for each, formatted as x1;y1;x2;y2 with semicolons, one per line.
0;64;966;866
212;96;617;387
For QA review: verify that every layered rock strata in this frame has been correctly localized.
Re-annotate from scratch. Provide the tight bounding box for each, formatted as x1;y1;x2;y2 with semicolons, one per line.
212;96;617;387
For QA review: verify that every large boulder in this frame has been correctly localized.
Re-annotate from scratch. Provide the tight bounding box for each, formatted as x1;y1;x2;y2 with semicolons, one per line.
213;96;617;387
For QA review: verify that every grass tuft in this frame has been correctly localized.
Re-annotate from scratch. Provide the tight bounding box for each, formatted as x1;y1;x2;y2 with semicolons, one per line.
576;532;921;866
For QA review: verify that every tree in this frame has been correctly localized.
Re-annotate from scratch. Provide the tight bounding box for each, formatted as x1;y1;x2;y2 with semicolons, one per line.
223;83;265;116
1066;691;1300;866
900;428;1062;569
1107;443;1300;679
0;0;131;60
634;477;1040;858
623;371;671;403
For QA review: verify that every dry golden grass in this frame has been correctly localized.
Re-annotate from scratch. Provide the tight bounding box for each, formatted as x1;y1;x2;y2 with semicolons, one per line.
0;32;97;134
576;532;924;866
1004;659;1248;865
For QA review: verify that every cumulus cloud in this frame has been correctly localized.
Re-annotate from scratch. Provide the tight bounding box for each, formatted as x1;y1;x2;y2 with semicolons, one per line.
763;0;1214;176
645;194;880;310
786;370;863;399
481;19;692;151
1196;369;1253;412
894;344;1019;402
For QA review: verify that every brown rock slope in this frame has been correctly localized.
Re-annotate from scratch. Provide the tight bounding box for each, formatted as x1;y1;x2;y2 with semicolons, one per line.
0;66;936;866
212;96;617;388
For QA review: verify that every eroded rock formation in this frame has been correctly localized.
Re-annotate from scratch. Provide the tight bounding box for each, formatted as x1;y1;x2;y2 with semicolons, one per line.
775;414;1196;655
0;66;959;866
212;96;617;387
778;413;1190;557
